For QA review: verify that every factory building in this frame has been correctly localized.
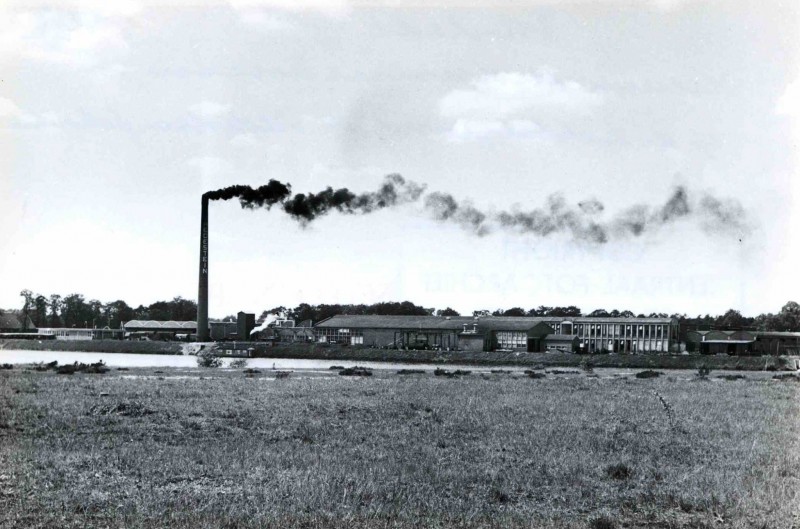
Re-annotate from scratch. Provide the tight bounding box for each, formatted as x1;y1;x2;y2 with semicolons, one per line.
542;317;680;353
314;315;556;352
123;312;255;341
314;315;554;352
314;314;680;353
685;330;800;356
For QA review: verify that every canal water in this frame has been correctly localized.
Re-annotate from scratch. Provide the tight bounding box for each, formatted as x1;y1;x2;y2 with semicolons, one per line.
0;349;523;372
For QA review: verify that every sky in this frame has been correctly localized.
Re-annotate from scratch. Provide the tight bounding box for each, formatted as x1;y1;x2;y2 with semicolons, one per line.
1;0;798;319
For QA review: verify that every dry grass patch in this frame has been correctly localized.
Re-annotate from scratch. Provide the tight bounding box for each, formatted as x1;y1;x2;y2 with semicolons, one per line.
0;369;798;528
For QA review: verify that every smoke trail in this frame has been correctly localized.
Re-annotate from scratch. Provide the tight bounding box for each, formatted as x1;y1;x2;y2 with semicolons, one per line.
282;174;426;223
425;192;490;236
204;176;752;242
203;180;292;209
204;174;426;223
698;195;749;235
611;186;692;237
495;194;608;243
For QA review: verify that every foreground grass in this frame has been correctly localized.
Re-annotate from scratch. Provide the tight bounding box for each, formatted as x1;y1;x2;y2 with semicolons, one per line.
1;368;798;528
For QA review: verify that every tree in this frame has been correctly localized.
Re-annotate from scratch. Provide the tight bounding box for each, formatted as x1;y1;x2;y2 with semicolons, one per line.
48;294;63;327
716;309;747;330
436;307;460;317
61;294;93;328
88;299;106;328
589;309;610;317
147;301;172;321
106;300;134;328
33;294;48;327
498;307;526;317
19;290;33;330
170;296;197;321
772;301;800;331
547;306;582;317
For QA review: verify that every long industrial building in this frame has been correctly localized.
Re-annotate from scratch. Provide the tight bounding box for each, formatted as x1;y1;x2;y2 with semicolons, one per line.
314;315;681;353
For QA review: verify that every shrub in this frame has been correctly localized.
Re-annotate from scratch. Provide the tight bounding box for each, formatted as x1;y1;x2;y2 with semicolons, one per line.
635;370;662;379
524;370;546;379
606;463;632;480
589;515;616;529
197;349;222;368
581;359;594;373
397;369;425;375
696;364;711;379
229;358;248;369
1;363;13;369
339;367;372;377
718;374;746;381
55;361;109;375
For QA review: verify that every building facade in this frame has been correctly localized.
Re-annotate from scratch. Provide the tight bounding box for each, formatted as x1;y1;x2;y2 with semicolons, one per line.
542;317;680;353
314;315;679;353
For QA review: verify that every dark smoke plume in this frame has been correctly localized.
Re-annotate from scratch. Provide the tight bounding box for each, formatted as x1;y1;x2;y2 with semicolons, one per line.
205;176;751;242
425;192;490;236
204;180;292;209
282;174;426;223
496;193;609;243
204;174;426;224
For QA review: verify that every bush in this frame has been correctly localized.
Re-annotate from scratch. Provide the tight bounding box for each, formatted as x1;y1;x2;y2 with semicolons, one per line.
696;364;711;379
589;515;616;529
581;359;594;373
397;369;425;375
606;463;632;480
635;370;662;379
197;349;222;368
339;367;372;377
229;358;248;369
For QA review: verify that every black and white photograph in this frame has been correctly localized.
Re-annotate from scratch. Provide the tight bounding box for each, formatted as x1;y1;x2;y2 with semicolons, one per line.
1;0;799;527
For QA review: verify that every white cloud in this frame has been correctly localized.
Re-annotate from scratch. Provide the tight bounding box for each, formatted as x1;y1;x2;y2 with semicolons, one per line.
0;97;22;118
0;96;60;127
187;156;230;175
440;71;603;120
776;77;800;117
237;10;296;30
65;24;126;51
0;9;131;68
445;118;547;142
228;0;350;16
189;101;232;119
230;132;259;147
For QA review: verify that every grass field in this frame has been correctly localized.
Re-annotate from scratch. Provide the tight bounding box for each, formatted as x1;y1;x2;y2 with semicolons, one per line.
1;367;799;528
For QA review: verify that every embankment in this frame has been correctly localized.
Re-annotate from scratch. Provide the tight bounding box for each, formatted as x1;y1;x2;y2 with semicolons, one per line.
2;339;798;370
251;344;799;370
0;339;183;355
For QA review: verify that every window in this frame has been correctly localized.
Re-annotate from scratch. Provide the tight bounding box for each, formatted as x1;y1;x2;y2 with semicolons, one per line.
315;328;363;344
495;331;527;349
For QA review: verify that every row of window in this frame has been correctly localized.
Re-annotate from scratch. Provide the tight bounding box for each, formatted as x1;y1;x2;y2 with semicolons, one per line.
495;331;527;349
556;323;670;340
316;328;364;345
582;339;668;352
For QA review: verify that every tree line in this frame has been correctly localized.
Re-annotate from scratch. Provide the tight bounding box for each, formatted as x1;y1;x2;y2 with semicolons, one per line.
16;289;800;332
18;290;197;329
259;301;800;331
